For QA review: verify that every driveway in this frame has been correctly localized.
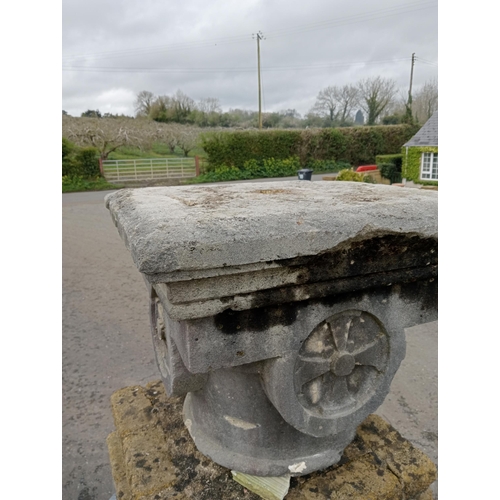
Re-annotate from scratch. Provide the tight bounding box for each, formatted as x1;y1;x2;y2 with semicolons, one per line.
62;184;437;500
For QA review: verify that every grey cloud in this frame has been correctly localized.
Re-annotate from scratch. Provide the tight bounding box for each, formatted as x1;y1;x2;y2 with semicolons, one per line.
63;0;437;116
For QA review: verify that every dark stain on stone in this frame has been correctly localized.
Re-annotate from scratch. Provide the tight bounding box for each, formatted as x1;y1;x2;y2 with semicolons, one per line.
309;486;319;493
351;480;365;491
135;458;147;468
77;486;96;500
360;419;379;435
398;278;438;312
372;452;383;466
171;455;201;492
275;234;437;282
422;430;438;442
174;437;187;446
377;469;385;476
214;303;297;334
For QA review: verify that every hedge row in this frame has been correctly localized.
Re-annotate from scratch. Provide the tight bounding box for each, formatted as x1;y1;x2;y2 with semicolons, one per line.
62;138;101;178
201;125;419;170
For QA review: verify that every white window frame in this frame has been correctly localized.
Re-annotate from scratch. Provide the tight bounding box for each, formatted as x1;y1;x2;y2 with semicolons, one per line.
420;152;438;181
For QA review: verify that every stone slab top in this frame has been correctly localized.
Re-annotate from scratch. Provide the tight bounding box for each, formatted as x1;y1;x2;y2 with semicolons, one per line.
105;182;437;277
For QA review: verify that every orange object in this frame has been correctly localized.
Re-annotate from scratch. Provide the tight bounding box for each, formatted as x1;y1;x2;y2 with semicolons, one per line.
356;165;378;172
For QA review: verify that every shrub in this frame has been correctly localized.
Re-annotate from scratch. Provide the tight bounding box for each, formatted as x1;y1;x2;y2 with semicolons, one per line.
378;163;402;184
190;156;302;183
336;169;368;182
62;138;78;176
376;154;402;183
75;147;101;177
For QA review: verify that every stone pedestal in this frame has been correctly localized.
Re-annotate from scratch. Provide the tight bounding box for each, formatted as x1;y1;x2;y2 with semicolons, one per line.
106;182;437;477
107;381;437;500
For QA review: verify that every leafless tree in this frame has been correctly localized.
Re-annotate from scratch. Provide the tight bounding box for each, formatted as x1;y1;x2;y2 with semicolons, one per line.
177;126;202;157
311;86;337;121
154;122;181;153
198;97;222;114
357;77;397;125
333;84;359;124
412;79;438;123
63;116;147;159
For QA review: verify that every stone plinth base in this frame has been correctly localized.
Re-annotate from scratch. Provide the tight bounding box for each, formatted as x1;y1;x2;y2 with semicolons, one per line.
107;381;436;500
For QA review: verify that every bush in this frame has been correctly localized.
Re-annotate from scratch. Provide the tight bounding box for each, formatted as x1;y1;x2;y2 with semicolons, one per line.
378;163;402;184
190;156;302;183
75;147;101;177
62;138;78;176
336;169;369;182
376;154;402;183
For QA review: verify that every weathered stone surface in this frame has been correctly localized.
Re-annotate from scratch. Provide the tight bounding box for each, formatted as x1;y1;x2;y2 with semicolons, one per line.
105;182;437;276
105;183;438;479
105;183;437;320
348;415;437;499
286;453;403;500
108;382;436;500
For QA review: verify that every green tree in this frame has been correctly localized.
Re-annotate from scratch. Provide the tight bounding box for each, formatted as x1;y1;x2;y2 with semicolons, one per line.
81;109;102;118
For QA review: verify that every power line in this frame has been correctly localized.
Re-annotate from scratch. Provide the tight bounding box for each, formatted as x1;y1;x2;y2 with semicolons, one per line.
62;0;437;62
416;57;438;67
62;57;414;74
265;1;437;39
62;35;251;61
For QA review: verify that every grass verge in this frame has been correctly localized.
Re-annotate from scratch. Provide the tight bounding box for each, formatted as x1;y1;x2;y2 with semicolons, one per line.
62;175;123;193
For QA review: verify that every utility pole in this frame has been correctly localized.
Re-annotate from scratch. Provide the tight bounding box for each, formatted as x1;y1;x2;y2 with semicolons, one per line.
253;31;264;129
405;53;415;124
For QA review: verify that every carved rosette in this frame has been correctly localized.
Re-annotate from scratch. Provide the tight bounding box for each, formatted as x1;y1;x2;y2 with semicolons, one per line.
262;308;402;437
149;293;206;396
294;311;389;417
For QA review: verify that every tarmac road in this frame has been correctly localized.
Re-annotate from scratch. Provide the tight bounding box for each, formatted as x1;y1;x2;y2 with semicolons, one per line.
62;185;437;500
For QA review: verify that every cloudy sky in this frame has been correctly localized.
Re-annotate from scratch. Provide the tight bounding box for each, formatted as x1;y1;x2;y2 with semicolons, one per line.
62;0;438;117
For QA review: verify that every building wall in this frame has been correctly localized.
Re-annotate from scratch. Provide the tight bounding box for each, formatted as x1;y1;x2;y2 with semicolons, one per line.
402;145;438;185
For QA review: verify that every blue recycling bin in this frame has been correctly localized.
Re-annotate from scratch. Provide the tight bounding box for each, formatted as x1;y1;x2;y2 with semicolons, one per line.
297;169;313;181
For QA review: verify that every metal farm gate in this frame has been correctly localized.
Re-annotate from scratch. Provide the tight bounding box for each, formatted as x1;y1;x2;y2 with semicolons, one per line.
101;157;200;182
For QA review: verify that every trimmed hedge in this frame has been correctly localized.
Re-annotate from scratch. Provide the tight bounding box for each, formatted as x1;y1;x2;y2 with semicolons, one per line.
62;138;101;178
201;125;418;169
375;154;403;169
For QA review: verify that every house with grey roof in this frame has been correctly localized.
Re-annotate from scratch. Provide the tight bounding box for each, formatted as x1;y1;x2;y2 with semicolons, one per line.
402;111;438;184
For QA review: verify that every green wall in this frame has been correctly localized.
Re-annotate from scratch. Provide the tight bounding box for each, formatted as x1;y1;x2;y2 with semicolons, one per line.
401;145;438;185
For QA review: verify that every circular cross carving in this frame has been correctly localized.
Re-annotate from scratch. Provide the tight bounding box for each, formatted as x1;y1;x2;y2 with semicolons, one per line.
294;310;389;417
331;354;355;377
150;296;170;379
